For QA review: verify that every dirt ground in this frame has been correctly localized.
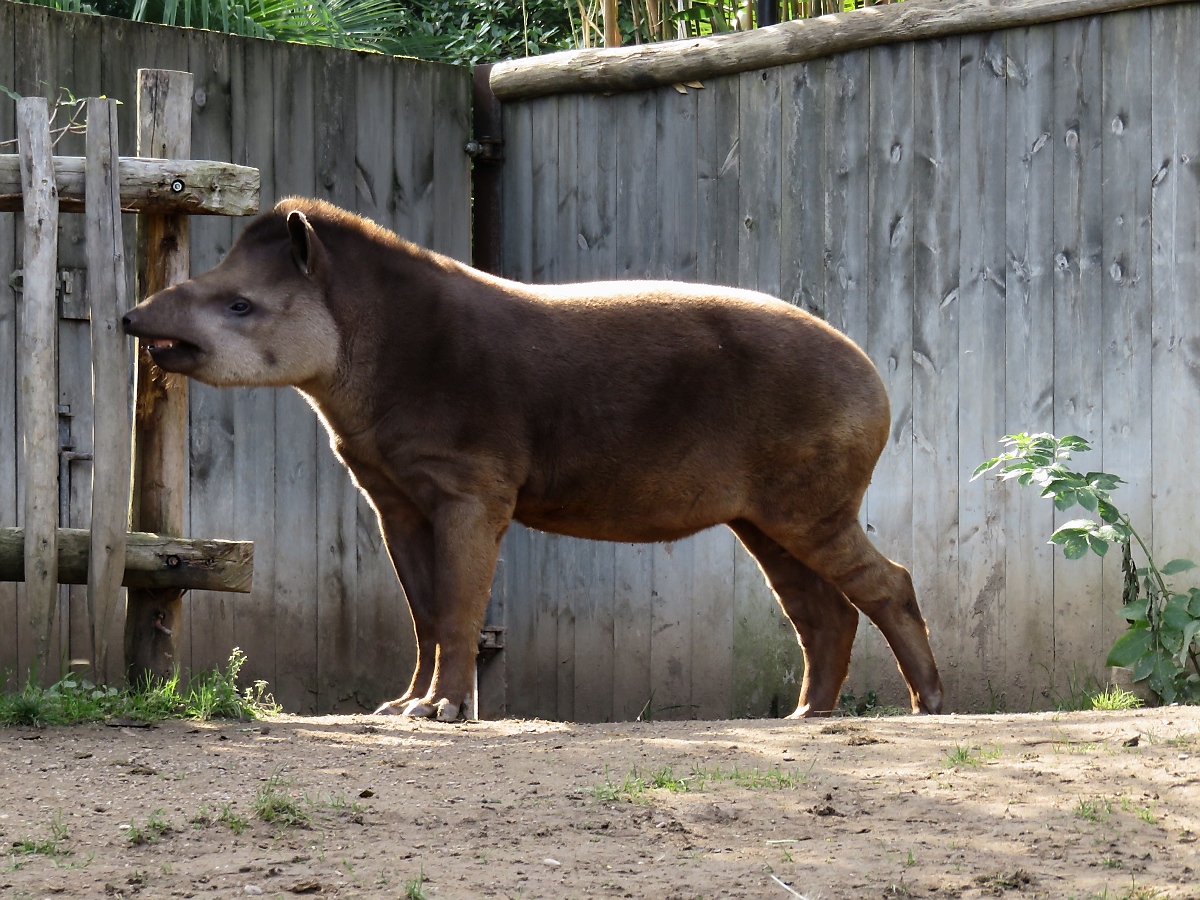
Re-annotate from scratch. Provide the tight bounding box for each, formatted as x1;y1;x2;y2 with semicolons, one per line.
1;708;1198;900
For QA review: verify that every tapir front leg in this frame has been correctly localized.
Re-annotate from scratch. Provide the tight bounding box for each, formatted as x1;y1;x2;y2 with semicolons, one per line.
371;504;438;715
401;497;509;722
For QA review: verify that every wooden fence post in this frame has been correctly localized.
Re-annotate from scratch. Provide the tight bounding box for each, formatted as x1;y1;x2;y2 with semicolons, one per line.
16;97;59;678
84;98;130;680
126;69;192;683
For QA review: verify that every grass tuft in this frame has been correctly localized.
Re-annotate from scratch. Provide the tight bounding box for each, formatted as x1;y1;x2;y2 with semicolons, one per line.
1091;685;1144;711
253;768;311;828
0;649;278;727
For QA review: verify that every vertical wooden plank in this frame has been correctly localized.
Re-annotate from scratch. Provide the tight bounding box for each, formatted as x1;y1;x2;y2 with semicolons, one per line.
56;11;100;680
499;101;535;717
533;532;561;719
1150;6;1200;588
432;66;471;262
650;86;698;720
1003;25;1056;706
13;2;54;685
1100;9;1153;663
821;50;872;707
613;544;653;720
84;98;131;681
910;36;961;712
571;94;618;724
270;41;319;712
861;40;915;708
1051;16;1104;701
229;34;278;701
350;54;409;712
186;29;237;680
691;75;740;720
16;97;59;678
313;46;359;713
956;33;1008;710
0;0;18;685
734;68;800;718
781;58;828;318
394;60;436;248
611;90;658;718
128;68;192;684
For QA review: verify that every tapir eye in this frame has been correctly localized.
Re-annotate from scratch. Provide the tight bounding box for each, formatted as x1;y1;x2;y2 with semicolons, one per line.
228;298;253;315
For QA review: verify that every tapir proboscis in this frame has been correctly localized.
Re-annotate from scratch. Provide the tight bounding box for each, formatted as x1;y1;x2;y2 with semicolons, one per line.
122;197;945;721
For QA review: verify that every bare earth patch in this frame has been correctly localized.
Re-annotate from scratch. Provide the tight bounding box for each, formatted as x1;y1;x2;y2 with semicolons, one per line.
1;708;1198;899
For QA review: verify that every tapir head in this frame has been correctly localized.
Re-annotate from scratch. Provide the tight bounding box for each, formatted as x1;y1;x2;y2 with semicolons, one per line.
122;201;341;389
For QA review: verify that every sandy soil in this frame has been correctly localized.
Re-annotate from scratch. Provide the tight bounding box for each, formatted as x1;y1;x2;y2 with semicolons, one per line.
1;708;1198;900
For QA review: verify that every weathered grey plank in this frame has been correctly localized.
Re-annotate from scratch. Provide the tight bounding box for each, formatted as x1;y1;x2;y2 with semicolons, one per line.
1149;5;1200;591
1050;15;1105;701
228;33;279;700
861;40;915;708
612;543;652;720
432;66;471;261
697;74;740;289
910;36;961;711
84;98;131;680
736;68;781;297
395;60;435;249
270;40;319;712
1002;25;1056;705
0;0;18;686
780;58;827;318
16;97;59;679
533;532;562;718
956;32;1009;709
353;54;395;227
313;45;359;713
185;28;238;680
1100;9;1153;660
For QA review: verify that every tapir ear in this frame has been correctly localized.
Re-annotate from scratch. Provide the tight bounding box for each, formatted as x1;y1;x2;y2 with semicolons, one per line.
286;209;325;278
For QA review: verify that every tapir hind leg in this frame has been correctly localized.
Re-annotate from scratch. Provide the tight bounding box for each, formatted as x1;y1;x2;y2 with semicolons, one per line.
767;518;944;714
729;520;859;716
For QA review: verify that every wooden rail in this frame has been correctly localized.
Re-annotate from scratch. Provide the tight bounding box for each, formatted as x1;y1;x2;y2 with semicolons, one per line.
490;0;1188;100
0;155;259;215
0;528;254;593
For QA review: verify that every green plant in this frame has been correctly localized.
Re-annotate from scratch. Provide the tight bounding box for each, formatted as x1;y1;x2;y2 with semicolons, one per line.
10;811;70;858
253;768;311;828
404;867;429;900
1091;685;1143;711
127;809;174;845
946;744;1000;768
975;433;1200;704
1074;796;1112;823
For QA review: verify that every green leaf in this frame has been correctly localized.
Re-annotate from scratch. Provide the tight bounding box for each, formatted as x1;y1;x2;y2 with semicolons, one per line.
1130;651;1156;683
1095;498;1120;524
1120;600;1149;624
1160;558;1197;576
1163;594;1194;632
1107;626;1153;668
1176;621;1200;668
1086;533;1110;557
1062;536;1090;560
1060;435;1092;452
1076;490;1099;512
1096;525;1128;544
1189;588;1200;617
971;459;999;479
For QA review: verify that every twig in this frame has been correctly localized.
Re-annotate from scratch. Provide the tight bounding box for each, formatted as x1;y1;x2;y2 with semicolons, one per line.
770;874;813;899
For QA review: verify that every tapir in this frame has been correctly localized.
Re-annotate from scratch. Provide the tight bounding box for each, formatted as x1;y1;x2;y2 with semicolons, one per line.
122;197;945;721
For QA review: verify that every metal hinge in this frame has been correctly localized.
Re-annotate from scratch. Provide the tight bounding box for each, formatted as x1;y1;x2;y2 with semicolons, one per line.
478;624;506;655
464;137;504;163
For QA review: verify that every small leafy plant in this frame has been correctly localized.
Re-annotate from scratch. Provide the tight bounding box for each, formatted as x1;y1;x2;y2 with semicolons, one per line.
974;433;1200;704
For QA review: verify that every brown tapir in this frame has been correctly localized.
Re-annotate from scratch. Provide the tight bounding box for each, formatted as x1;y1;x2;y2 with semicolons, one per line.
122;197;944;721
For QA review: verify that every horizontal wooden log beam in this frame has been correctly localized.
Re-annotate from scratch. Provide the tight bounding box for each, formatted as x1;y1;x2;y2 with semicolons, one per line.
490;0;1185;100
0;527;253;593
0;155;259;215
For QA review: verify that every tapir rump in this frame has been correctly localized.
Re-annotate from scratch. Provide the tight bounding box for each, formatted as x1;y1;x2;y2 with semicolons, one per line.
123;197;945;721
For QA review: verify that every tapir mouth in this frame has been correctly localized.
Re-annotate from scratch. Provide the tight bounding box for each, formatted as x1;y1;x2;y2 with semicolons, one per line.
143;336;204;372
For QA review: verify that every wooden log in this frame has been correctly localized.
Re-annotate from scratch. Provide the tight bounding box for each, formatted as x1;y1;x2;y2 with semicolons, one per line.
84;98;132;681
489;0;1186;100
16;96;59;677
0;528;254;594
127;68;192;683
0;155;260;215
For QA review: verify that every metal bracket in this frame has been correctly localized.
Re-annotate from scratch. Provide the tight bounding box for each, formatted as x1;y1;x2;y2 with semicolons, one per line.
478;624;506;655
464;137;505;163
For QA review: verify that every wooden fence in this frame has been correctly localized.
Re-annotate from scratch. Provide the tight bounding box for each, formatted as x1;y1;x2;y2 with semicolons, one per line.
0;1;471;712
494;0;1200;716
